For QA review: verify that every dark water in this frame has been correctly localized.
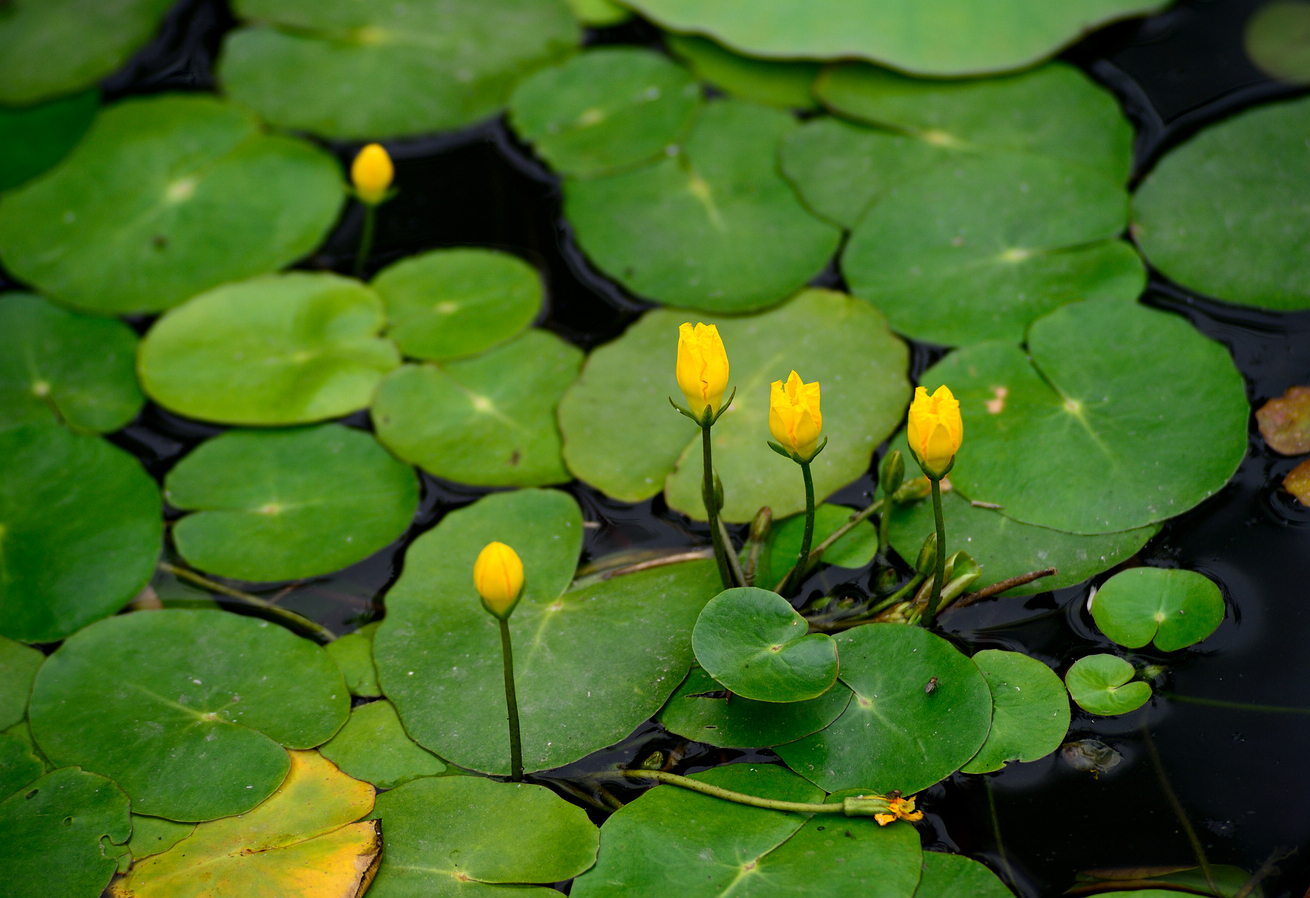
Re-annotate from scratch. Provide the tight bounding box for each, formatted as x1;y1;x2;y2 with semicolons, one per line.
4;1;1310;895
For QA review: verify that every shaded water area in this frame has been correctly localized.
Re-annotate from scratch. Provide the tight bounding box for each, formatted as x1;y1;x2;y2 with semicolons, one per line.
5;0;1310;894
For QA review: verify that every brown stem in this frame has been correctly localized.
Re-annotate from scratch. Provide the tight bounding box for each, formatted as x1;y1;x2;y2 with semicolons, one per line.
951;568;1058;610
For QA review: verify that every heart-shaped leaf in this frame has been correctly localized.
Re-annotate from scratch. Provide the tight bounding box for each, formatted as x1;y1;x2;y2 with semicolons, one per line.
962;650;1071;774
749;503;879;591
1064;654;1152;716
913;852;1013;898
1090;567;1225;652
320;701;448;790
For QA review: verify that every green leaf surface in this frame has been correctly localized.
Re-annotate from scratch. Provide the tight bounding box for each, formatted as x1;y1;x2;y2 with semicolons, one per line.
751;503;880;590
962;650;1071;774
565;100;842;311
1090;567;1225;652
0;95;344;314
666;34;820;111
139;272;400;426
509;48;701;177
0;90;97;192
918;299;1248;534
372;248;543;362
0;423;162;644
126;814;196;863
166;425;418;582
326;622;382;698
1064;654;1152;716
0;635;43;729
1245;2;1310;84
219;0;580;139
775;623;991;794
558;290;910;522
372;330;581;487
693;587;839;702
565;0;633;25
0;731;44;799
29;610;349;821
913;852;1012;898
320;700;447;789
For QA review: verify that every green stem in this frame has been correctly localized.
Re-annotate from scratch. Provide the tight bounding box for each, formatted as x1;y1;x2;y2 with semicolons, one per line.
158;562;335;642
717;516;748;589
614;770;842;815
985;778;1014;887
923;478;946;627
499;617;524;782
795;461;815;582
702;423;734;589
354;203;377;278
773;498;884;595
1141;725;1215;896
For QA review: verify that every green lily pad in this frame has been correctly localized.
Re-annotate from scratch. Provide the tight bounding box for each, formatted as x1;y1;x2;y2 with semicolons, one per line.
559;289;911;522
658;666;852;748
914;852;1012;898
0;95;345;315
139;272;400;426
750;503;880;590
369;775;599;895
621;0;1167;76
775;623;992;794
0;636;43;730
372;330;581;487
375;488;722;774
1064;654;1152;716
372;248;543;362
1246;2;1310;84
962;650;1071;774
320;700;447;789
0;0;172;104
918;298;1248;534
0;90;97;192
1132;94;1310;310
218;0;580;140
509;48;702;177
326;622;382;698
566;0;633;25
126;814;195;863
0;732;44;799
1090;567;1225;652
0;423;162;644
693;587;839;703
166;425;419;583
666;34;821;111
571;763;923;898
0;293;143;435
565;99;843;311
29;609;349;821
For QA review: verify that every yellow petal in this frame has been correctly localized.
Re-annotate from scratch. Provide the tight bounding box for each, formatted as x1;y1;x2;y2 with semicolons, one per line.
473;541;524;617
923;421;957;476
351;143;393;205
676;322;729;420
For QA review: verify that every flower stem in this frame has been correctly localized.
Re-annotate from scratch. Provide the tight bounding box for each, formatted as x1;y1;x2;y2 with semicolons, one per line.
923;478;947;627
353;203;377;278
701;423;734;589
499;617;524;782
157;561;336;642
612;770;841;815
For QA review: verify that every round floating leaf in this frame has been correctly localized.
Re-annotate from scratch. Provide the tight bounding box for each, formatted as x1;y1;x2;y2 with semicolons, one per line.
0;90;97;192
372;330;581;487
320;700;447;790
751;503;880;591
509;48;701;177
29;610;349;821
622;0;1167;76
1;767;131;898
658;666;852;748
1133;95;1310;310
565;99;842;312
1064;654;1152;716
693;587;839;703
919;298;1248;534
1245;2;1310;84
372;248;543;362
326;622;382;699
369;776;599;895
0;635;43;729
0;423;161;643
0;95;345;315
666;34;820;111
0;293;143;434
559;290;911;522
0;732;44;799
1257;386;1310;455
219;0;580;140
566;0;633;26
139;273;400;426
962;650;1071;775
126;814;195;863
1090;567;1225;652
166;425;418;582
775;623;992;794
914;852;1012;898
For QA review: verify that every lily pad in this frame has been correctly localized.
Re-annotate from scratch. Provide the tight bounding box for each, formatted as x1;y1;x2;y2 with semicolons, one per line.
0;90;97;192
1;767;131;898
0;95;345;315
372;330;581;487
320;701;447;790
374;488;722;774
565;0;632;26
126;814;195;863
666;34;820;111
218;0;580;140
509;48;702;177
658;666;852;748
368;775;599;895
961;650;1071;775
139;273;400;426
0;636;43;729
1256;385;1310;455
1132;94;1310;310
751;503;880;590
693;587;839;703
166;425;419;583
1246;2;1310;84
372;248;543;362
326;623;382;699
775;623;992;794
112;751;381;898
914;852;1012;898
1064;654;1152;716
558;289;911;522
564;100;843;311
0;293;143;434
1090;567;1225;652
917;298;1248;534
0;731;44;799
29;609;349;821
0;423;162;644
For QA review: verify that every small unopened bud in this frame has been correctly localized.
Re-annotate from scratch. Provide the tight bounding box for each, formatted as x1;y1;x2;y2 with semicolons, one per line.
713;471;724;513
893;476;932;504
750;506;773;542
879;450;905;497
915;532;938;575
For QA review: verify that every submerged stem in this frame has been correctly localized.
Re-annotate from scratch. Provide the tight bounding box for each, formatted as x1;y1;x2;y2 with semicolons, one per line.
1141;725;1216;895
499;617;524;782
157;562;335;642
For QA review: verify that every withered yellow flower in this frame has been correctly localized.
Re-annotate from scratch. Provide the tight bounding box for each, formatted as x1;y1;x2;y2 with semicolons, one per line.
874;795;924;826
676;322;729;422
769;370;822;462
473;541;524;619
351;143;394;206
906;384;962;479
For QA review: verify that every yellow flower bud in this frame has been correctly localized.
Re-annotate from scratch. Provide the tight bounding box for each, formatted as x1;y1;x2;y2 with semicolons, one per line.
473;541;524;619
769;370;822;462
906;384;963;479
676;322;729;422
351;143;393;206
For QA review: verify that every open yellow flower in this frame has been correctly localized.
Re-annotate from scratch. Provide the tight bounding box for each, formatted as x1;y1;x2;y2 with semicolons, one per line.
351;143;393;206
676;322;729;422
473;541;524;619
906;384;962;479
769;370;822;462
